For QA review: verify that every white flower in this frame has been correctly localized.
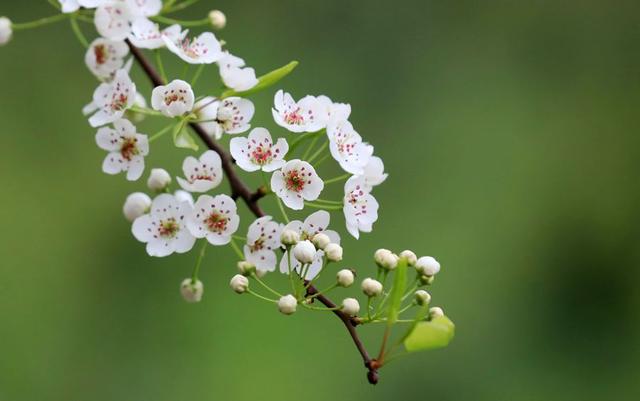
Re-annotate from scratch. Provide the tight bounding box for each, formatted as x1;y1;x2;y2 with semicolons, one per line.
125;0;162;17
311;233;330;250
416;256;441;276
0;17;12;46
151;79;195;117
336;269;354;287
174;190;194;206
187;194;239;245
278;211;340;280
131;193;196;257
164;30;222;64
374;248;398;270
399;250;417;266
94;2;133;41
230;128;288;173
324;243;343;262
278;294;297;315
208;10;226;30
317;95;351;125
327;121;373;175
280;229;300;246
429;306;445;319
218;52;258;92
272;90;326;133
237;260;255;276
180;278;204;303
123;192;151;222
95;118;148;181
271;159;323;210
194;96;254;139
176;150;224;193
359;156;387;189
361;278;383;297
129;18;184;49
146;168;171;191
230;274;249;294
343;176;379;239
243;216;282;272
293;240;316;264
58;0;103;14
415;290;431;306
88;69;137;127
341;298;360;316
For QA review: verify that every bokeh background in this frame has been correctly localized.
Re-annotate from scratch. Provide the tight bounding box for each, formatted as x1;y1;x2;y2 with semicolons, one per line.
1;0;639;400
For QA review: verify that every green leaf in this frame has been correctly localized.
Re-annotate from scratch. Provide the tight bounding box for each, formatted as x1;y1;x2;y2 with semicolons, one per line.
220;61;299;98
386;259;407;327
173;122;199;151
403;316;455;352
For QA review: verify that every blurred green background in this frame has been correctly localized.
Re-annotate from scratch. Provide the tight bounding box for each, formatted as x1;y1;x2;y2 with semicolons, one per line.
1;0;639;400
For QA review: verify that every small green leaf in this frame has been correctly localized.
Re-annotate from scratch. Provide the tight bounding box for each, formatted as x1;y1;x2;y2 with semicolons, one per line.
220;61;299;98
173;122;199;151
386;259;408;327
404;316;455;352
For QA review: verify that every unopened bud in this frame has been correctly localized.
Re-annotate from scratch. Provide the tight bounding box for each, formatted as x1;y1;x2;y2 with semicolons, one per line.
312;233;331;250
374;248;398;270
229;274;249;294
293;240;316;264
0;17;12;46
147;168;172;192
399;250;417;266
336;269;355;287
237;260;255;276
174;190;194;206
280;229;300;246
416;256;440;276
180;278;203;303
429;306;444;319
341;298;360;316
361;278;383;297
415;290;431;306
123;192;151;222
278;294;297;315
208;10;226;30
324;243;343;262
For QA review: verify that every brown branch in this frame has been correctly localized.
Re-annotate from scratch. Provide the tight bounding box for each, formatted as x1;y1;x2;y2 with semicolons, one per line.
127;41;378;384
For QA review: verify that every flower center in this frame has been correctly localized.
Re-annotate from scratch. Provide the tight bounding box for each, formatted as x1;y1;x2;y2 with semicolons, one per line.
285;169;305;192
251;145;272;165
164;90;187;106
94;44;107;65
250;238;265;252
284;108;304;125
120;137;139;161
217;106;233;121
158;218;179;238
204;212;228;233
111;93;128;112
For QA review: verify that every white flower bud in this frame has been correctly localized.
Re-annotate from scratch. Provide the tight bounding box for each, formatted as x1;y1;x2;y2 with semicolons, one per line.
174;190;194;206
361;278;383;297
324;243;343;262
147;168;172;192
415;290;431;306
123;192;151;222
255;269;267;278
237;260;255;276
229;274;249;294
341;298;360;316
312;233;331;250
280;229;300;246
293;240;316;264
278;294;297;315
180;278;204;303
0;17;12;46
399;250;417;266
429;306;445;319
374;248;398;270
416;256;441;276
336;269;355;287
208;10;226;30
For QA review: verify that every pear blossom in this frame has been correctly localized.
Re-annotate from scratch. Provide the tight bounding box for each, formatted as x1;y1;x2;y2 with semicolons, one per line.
0;17;11;46
151;79;195;118
85;38;129;81
164;30;222;64
327;120;373;175
243;216;282;272
131;193;196;257
317;95;351;125
194;96;254;139
187;194;239;245
128;18;183;49
272;90;326;133
230;128;288;173
278;211;340;280
176;150;223;193
58;0;104;14
88;69;136;127
123;192;151;222
95;118;148;181
174;190;194;206
94;2;133;41
218;52;258;92
271;159;324;210
359;156;388;189
343;176;379;239
125;0;162;18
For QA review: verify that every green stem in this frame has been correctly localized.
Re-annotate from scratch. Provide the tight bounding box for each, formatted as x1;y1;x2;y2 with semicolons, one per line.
69;16;88;48
164;0;201;13
287;248;297;296
313;153;331;169
305;202;342;210
149;124;176;143
324;173;351;185
251;273;282;298
246;289;278;303
275;195;290;223
152;15;210;27
229;237;244;259
313;198;343;205
232;235;246;241
130;106;164;117
191;64;205;86
11;13;69;30
301;303;340;312
191;241;207;283
307;283;338;300
47;0;61;10
155;50;168;84
302;135;320;160
307;140;329;163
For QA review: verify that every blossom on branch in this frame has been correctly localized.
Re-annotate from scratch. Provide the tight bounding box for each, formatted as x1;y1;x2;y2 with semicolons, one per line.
272;90;326;133
164;30;222;64
151;79;195;117
194;96;254;139
271;159;324;210
88;69;137;127
187;194;240;245
218;52;258;92
343;176;379;239
129;18;183;49
95;118;148;181
85;38;129;81
177;150;224;193
243;216;283;272
230;127;288;172
327;120;373;175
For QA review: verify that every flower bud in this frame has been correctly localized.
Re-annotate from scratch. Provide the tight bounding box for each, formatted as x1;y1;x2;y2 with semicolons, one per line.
399;250;417;266
336;269;355;287
312;233;331;250
416;256;441;276
237;260;255;276
324;243;343;262
374;248;398;270
0;17;12;46
429;306;445;319
174;190;194;206
280;229;300;246
278;294;297;315
361;278;383;297
147;168;172;192
229;274;249;294
208;10;226;30
341;298;360;316
180;278;203;303
414;290;431;306
293;240;316;264
123;192;151;222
